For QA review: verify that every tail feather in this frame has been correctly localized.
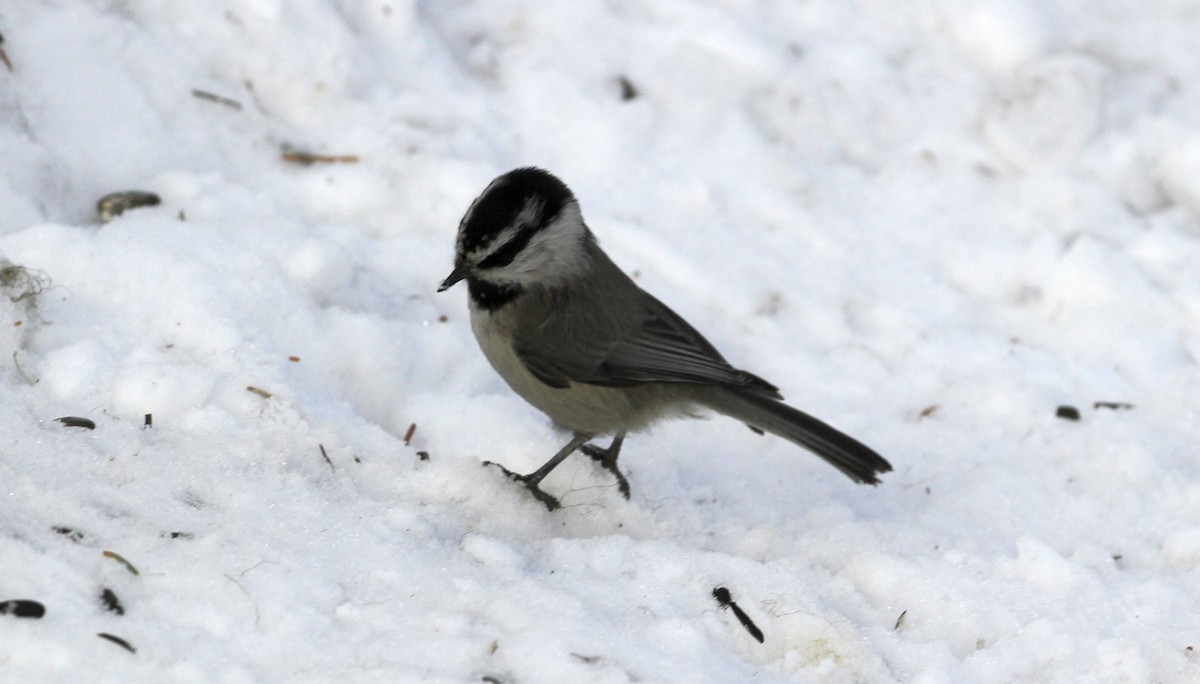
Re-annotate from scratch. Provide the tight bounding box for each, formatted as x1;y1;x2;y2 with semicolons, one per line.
697;387;892;485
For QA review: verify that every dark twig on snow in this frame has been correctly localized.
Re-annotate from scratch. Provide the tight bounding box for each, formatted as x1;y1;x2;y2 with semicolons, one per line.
712;587;764;643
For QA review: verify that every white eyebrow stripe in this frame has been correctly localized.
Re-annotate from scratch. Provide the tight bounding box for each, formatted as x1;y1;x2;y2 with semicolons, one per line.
513;195;545;229
469;196;547;260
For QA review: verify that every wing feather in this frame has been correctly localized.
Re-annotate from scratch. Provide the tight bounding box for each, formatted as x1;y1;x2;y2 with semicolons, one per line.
514;282;781;399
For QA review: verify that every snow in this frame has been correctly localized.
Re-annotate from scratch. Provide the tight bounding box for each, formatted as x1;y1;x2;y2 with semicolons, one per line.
2;1;1200;681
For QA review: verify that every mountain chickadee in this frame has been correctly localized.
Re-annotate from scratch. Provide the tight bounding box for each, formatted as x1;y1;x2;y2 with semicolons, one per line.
439;167;891;510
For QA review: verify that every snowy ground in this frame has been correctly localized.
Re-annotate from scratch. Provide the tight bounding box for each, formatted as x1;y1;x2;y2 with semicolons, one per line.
2;1;1200;682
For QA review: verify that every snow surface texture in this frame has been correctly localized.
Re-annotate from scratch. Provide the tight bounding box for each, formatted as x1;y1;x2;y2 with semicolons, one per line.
2;2;1199;682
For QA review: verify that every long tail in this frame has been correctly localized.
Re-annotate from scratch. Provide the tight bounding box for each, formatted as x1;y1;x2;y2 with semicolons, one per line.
696;387;892;485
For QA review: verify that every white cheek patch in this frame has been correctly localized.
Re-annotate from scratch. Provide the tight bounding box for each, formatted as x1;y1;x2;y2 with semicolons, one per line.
509;202;589;284
465;198;590;287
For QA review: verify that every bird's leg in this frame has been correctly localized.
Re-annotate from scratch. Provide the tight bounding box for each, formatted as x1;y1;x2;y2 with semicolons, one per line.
483;433;592;511
580;432;630;499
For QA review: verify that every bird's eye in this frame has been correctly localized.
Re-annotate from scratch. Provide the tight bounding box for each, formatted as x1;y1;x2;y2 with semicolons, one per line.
478;227;537;269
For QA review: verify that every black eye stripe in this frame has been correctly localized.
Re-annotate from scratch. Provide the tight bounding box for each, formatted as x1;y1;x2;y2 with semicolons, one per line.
461;190;528;254
458;167;572;256
478;225;539;269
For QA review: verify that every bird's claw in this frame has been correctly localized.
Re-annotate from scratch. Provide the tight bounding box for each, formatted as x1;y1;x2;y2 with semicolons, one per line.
580;444;631;500
481;460;562;511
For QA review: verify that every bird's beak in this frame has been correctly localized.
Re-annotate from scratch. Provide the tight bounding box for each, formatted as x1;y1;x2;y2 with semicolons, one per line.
438;265;466;292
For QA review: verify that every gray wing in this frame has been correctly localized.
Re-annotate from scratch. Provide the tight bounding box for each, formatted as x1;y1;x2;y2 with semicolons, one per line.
515;286;782;399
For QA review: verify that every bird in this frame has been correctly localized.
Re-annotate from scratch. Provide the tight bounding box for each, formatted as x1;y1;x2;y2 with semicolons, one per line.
438;167;891;510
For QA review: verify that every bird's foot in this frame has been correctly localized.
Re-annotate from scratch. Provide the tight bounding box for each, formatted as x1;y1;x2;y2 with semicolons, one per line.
482;461;562;511
579;444;631;500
